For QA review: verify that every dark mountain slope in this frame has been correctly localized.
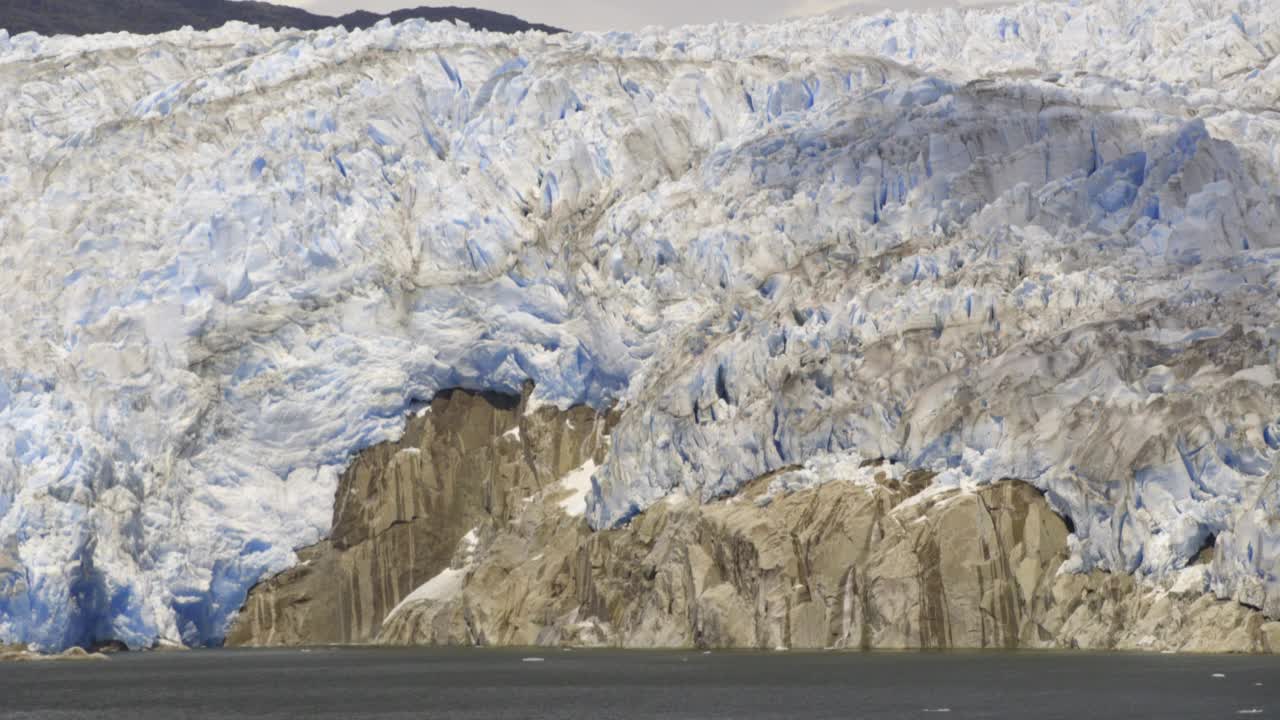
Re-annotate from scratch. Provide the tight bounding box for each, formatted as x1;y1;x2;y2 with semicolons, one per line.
0;0;562;37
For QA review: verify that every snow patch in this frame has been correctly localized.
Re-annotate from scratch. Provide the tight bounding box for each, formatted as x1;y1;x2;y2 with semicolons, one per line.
383;528;479;622
557;460;599;517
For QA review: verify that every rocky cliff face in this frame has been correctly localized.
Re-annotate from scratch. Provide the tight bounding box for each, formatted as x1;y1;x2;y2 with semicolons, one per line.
229;389;1278;652
377;460;1280;653
225;387;612;646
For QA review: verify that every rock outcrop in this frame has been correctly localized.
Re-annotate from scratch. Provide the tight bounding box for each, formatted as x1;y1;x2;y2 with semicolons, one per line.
229;388;1278;653
378;466;1280;653
225;387;612;646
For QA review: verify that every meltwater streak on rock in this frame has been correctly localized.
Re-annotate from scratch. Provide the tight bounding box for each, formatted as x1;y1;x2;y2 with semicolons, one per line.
0;0;1278;649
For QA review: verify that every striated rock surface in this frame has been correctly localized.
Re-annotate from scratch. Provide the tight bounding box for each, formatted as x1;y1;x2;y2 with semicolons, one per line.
226;387;611;646
379;460;1280;653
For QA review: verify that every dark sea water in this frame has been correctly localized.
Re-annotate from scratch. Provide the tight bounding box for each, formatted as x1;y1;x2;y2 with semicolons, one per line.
1;647;1277;719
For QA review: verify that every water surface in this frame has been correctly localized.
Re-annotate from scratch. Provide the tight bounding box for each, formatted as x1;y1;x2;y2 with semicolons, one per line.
2;647;1276;718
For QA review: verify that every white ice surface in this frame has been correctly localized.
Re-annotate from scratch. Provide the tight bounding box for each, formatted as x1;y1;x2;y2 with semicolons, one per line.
0;0;1278;649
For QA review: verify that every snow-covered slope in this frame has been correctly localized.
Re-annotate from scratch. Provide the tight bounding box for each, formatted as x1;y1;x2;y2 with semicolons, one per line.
1;0;1277;649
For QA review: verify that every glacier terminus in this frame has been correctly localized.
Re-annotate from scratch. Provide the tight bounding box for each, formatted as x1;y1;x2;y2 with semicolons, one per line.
0;0;1278;650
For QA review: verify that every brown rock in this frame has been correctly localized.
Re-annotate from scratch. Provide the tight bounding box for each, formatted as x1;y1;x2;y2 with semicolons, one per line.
379;470;1277;654
231;384;1275;655
226;386;612;646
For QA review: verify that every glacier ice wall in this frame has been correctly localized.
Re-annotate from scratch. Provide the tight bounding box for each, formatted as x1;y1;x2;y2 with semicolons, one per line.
0;0;1278;648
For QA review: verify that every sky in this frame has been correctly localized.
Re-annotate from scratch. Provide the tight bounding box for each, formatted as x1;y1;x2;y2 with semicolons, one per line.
272;0;1001;32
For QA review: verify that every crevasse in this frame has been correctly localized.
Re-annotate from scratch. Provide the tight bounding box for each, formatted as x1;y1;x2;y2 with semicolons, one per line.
0;0;1277;649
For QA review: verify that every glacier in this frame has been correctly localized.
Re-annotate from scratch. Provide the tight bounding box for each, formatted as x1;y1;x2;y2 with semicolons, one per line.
0;0;1278;649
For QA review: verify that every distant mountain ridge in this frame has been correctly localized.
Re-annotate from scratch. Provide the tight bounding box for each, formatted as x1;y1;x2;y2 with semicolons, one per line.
0;0;562;37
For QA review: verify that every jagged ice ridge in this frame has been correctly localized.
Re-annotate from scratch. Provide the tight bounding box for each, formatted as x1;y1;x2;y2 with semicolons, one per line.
0;0;1278;649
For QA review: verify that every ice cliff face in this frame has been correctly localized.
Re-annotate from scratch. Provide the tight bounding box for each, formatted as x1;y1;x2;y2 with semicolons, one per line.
0;0;1278;649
